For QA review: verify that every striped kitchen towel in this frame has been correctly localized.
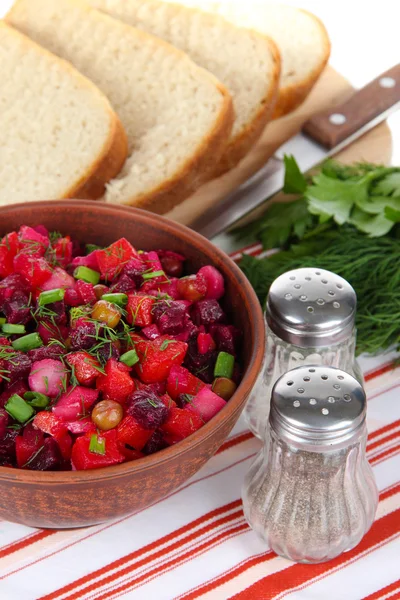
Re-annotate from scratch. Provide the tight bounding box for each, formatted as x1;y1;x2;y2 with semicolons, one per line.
0;352;399;600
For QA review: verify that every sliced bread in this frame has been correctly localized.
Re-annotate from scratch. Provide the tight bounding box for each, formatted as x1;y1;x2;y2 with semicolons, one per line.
161;0;331;118
7;0;233;213
88;0;281;173
0;21;127;205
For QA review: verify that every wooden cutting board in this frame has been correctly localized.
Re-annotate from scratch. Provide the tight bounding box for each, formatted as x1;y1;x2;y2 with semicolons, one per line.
166;66;393;227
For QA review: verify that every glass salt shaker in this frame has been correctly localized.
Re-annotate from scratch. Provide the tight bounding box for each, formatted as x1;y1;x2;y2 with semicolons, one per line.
242;365;378;564
245;267;362;439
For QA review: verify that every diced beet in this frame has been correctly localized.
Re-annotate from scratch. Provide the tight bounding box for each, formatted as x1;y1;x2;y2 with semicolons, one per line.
69;318;97;351
40;267;75;290
3;291;31;324
146;278;180;300
75;280;97;304
71;430;125;470
122;258;147;285
142;250;163;274
198;266;225;300
13;253;53;288
142;324;160;340
126;390;169;429
126;294;155;327
175;321;199;343
32;225;49;237
29;359;69;397
166;365;205;400
71;250;100;271
152;300;190;335
0;380;29;409
97;238;138;281
157;250;185;278
116;416;152;451
0;409;9;438
96;342;120;365
40;300;67;325
52;237;73;268
209;324;241;356
143;430;168;455
110;274;136;294
197;332;216;355
133;335;187;384
37;321;68;345
183;338;217;384
25;437;62;471
64;287;82;307
56;431;73;461
96;359;134;404
0;273;30;308
33;410;67;436
53;386;99;421
28;345;63;362
0;232;20;278
0;429;18;464
66;351;101;386
192;299;225;326
16;424;45;468
161;406;203;442
66;418;96;435
190;387;227;422
18;225;48;255
4;352;32;383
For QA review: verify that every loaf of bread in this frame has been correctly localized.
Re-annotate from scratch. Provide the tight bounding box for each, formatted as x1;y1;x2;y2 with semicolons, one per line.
159;0;331;119
7;0;234;213
0;21;127;205
88;0;281;173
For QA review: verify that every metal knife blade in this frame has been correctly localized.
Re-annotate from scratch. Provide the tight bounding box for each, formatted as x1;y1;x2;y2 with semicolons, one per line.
192;64;400;240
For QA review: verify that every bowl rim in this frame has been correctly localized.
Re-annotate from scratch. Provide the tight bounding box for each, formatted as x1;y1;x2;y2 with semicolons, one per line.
0;200;264;484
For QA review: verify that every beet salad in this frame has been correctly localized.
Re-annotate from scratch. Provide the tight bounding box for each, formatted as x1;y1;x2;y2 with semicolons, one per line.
0;225;242;470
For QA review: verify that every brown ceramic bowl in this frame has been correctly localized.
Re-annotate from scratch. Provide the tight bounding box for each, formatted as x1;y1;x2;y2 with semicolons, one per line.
0;200;264;528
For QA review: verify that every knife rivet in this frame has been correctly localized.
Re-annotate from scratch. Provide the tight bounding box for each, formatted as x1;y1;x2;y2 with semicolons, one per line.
379;77;396;88
329;113;346;125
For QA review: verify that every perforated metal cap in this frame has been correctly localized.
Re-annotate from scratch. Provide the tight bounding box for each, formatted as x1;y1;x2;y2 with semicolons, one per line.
266;268;356;347
269;365;366;450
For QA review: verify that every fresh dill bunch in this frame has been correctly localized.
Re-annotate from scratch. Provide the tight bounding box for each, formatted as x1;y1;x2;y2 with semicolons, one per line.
240;226;400;355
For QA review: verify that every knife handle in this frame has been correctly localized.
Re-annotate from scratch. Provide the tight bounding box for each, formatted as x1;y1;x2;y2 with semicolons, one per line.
302;63;400;149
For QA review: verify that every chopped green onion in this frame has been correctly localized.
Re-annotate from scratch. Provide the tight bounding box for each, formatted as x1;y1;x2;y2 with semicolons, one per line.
120;348;139;366
2;324;26;335
86;243;102;254
214;351;235;379
89;434;106;455
5;394;35;423
74;266;100;285
142;270;165;280
0;317;6;325
102;293;128;307
12;332;43;352
38;288;65;306
23;391;50;409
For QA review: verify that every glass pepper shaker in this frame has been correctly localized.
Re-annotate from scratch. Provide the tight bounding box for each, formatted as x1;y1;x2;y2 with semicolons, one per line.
245;267;362;439
242;365;378;564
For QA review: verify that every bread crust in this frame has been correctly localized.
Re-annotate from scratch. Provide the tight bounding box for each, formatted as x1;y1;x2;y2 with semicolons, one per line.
67;114;128;200
113;81;234;214
215;35;281;175
272;9;331;119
